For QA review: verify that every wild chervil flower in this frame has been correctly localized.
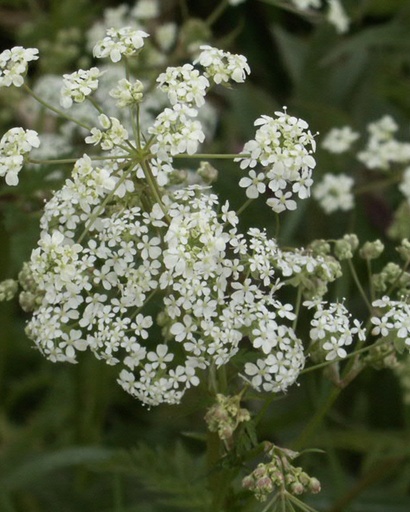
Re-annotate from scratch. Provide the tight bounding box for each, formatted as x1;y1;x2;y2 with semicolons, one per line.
60;67;102;108
357;115;410;170
322;126;359;154
157;64;210;107
0;127;40;185
93;27;149;62
237;110;316;212
0;46;39;88
313;173;354;214
194;45;251;85
109;78;144;107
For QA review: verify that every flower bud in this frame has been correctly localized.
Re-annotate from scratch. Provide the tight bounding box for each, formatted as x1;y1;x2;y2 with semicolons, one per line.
197;161;218;184
309;477;321;494
359;239;384;260
334;234;359;260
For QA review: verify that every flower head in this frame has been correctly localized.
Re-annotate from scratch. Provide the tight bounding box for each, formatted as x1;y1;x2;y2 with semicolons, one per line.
236;109;316;212
93;27;149;62
0;46;39;88
60;67;101;108
0;128;40;185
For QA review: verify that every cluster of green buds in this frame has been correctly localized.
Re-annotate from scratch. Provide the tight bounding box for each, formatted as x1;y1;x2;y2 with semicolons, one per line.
242;444;321;502
0;278;18;301
333;234;359;260
204;393;250;444
372;262;410;295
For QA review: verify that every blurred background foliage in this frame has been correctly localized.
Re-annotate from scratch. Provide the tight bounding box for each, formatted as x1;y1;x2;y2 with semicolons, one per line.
2;0;410;511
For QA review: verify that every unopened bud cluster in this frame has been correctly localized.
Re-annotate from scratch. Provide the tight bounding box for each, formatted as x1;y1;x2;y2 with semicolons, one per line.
242;444;321;502
0;279;18;301
204;393;250;441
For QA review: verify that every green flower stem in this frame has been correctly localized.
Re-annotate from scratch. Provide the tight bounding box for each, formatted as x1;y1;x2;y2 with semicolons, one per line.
292;386;341;451
173;152;250;160
236;198;254;216
365;259;375;304
287;492;319;512
206;364;232;511
261;495;278;512
206;430;230;510
354;174;402;195
28;155;131;165
23;84;92;131
140;159;171;224
134;104;142;149
292;286;303;331
206;0;229;26
346;258;372;314
87;96;105;116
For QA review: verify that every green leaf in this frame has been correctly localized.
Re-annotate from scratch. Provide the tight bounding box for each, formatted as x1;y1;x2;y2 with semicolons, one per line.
0;447;114;491
271;24;308;86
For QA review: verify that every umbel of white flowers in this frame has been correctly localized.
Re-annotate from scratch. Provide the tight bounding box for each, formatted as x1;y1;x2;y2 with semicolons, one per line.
1;27;364;407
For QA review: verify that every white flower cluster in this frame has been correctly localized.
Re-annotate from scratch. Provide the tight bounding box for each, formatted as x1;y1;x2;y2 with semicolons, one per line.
0;46;39;87
194;45;251;85
306;300;366;360
60;67;101;108
148;104;205;161
85;113;129;150
357;115;410;170
313;173;354;214
0;128;40;185
321;126;359;154
157;64;210;108
23;165;312;405
93;27;149;62
109;78;144;107
371;297;410;346
237;111;316;213
6;28;335;407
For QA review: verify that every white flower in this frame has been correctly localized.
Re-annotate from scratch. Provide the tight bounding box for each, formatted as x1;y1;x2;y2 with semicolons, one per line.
157;64;209;107
147;344;174;369
0;127;40;185
85;114;128;150
149;104;205;161
236;109;316;211
60;67;101;108
109;78;144;107
194;46;250;85
0;46;39;88
322;126;359;154
267;191;297;213
93;27;149;62
327;0;350;34
313;173;354;214
239;170;266;198
244;359;270;389
357;115;410;170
